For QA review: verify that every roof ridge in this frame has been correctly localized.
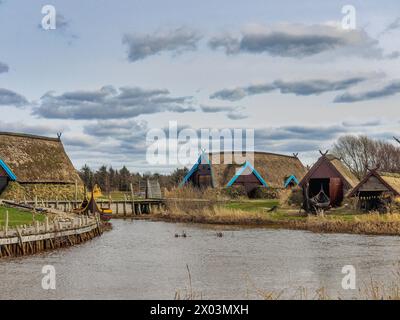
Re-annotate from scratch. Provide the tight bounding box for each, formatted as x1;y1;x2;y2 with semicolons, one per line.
208;150;300;159
0;132;60;142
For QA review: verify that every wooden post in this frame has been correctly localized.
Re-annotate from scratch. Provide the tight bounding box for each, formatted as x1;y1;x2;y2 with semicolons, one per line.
75;180;78;209
123;194;127;216
5;210;8;236
130;183;135;215
34;195;38;208
45;217;49;232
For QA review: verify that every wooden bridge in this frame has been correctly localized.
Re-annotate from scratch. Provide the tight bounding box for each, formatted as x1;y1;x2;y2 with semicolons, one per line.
4;198;166;217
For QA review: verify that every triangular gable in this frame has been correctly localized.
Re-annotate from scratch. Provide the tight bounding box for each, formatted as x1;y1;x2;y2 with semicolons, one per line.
226;161;268;187
299;155;353;189
348;170;400;197
284;175;299;188
0;159;16;181
179;151;215;187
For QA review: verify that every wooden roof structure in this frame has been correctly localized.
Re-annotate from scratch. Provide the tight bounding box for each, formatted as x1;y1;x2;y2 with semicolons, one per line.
0;132;81;184
226;161;268;187
299;153;359;189
207;151;306;188
348;170;400;197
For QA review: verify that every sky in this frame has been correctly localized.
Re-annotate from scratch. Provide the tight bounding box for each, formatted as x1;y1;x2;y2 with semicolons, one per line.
0;0;399;173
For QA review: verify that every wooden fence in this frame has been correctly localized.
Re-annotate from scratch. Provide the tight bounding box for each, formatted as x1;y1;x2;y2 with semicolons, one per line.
0;214;102;258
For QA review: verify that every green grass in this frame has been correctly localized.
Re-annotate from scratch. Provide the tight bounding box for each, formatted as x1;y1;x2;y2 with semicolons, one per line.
0;206;46;227
223;199;279;211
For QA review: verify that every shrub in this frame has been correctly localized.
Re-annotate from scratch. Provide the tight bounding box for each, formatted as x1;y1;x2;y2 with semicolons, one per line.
249;186;280;199
223;185;248;199
287;187;304;206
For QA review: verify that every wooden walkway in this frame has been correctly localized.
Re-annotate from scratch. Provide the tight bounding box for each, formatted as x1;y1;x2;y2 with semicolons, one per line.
3;198;166;217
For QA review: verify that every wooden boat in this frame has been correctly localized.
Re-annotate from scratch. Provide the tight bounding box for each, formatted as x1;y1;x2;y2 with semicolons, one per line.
310;187;331;209
73;190;113;221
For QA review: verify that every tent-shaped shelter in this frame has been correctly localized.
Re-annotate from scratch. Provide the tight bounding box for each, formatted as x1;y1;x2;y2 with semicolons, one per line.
348;170;400;212
179;151;215;188
299;153;359;209
226;161;268;193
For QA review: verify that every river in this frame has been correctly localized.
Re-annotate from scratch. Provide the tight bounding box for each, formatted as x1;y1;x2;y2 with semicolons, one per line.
1;219;400;299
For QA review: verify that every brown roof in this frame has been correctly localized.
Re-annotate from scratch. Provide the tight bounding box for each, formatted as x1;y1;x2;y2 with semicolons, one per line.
299;154;359;189
348;170;400;197
208;151;307;188
381;172;400;195
0;132;81;184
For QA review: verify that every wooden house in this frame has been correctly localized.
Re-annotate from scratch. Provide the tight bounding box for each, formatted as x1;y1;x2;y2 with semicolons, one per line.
0;132;83;200
299;153;359;209
180;151;307;193
348;170;400;212
179;151;215;188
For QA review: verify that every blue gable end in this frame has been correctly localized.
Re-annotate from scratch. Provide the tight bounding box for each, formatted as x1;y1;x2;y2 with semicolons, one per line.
284;175;299;188
226;161;268;187
0;159;17;181
179;151;215;187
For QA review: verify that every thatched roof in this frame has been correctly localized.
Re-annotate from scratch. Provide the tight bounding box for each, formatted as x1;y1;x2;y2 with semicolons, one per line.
300;154;359;189
349;170;400;197
0;132;81;184
381;172;400;195
208;151;307;188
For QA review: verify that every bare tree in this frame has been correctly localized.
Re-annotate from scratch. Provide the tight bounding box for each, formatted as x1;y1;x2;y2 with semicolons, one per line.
332;135;400;179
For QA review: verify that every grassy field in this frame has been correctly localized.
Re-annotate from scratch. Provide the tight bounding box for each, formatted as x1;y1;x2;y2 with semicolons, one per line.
223;199;279;211
0;206;46;227
158;198;400;236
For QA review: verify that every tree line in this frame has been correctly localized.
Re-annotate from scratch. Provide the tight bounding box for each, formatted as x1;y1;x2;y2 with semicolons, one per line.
78;164;188;193
332;135;400;179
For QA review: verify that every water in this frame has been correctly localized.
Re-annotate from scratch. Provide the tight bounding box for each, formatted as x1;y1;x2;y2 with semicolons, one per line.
1;219;400;299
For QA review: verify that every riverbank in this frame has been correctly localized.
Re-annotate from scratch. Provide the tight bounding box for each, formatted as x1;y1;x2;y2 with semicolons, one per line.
0;206;46;227
133;199;400;236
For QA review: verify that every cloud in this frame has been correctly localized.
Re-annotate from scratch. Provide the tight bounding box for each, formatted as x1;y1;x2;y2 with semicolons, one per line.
200;105;235;113
274;77;366;96
334;80;400;103
226;111;248;120
34;85;196;119
123;27;202;62
255;125;348;142
379;17;400;37
200;104;248;120
0;88;28;106
0;120;66;136
210;77;366;101
0;62;9;74
209;24;384;59
342;119;382;127
84;119;148;142
55;13;70;30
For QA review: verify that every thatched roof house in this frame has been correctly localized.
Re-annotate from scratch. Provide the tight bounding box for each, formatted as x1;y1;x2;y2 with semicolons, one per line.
0;132;82;200
349;170;400;198
180;151;307;193
348;170;400;212
299;153;359;209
